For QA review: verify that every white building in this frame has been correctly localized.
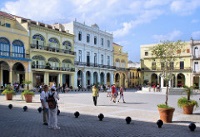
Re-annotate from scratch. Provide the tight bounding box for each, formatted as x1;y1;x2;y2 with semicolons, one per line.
64;21;115;89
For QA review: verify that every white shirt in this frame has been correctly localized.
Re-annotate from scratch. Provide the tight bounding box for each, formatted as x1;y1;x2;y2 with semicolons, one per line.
40;90;49;108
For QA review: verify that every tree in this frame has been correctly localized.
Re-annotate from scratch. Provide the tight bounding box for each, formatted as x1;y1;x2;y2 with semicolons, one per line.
23;80;32;90
150;40;185;106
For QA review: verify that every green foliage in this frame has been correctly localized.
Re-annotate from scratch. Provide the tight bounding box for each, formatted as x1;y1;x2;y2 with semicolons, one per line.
177;97;199;108
23;80;32;90
21;90;34;100
1;85;15;95
157;104;173;109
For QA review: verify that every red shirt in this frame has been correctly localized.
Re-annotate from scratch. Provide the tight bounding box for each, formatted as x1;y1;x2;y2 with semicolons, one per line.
111;85;116;94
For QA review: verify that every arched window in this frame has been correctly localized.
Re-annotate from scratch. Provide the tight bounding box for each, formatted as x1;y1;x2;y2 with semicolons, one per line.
63;41;71;50
12;40;24;58
32;34;45;48
49;38;59;48
0;37;10;56
194;47;198;58
48;58;60;70
115;58;120;67
32;55;45;69
62;59;73;70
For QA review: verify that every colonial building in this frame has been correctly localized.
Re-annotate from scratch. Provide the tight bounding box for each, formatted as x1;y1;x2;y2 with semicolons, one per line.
127;61;141;87
64;21;115;88
191;38;200;88
113;43;128;88
0;11;31;87
140;42;192;88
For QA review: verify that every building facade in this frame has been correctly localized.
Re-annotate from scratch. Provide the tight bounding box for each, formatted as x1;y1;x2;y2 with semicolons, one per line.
0;11;31;87
127;61;141;88
64;21;115;88
113;43;128;88
191;38;200;89
140;42;192;88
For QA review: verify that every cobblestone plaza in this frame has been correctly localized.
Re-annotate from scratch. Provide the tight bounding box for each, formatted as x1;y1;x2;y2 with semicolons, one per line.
0;91;200;137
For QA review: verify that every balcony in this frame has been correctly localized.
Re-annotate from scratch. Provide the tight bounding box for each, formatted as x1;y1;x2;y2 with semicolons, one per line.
32;65;75;72
0;51;30;61
193;71;200;74
116;67;127;71
141;67;192;72
192;55;200;60
30;44;76;56
74;61;116;69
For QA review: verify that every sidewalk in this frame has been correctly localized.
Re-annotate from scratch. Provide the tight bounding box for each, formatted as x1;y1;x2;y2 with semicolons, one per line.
0;92;200;137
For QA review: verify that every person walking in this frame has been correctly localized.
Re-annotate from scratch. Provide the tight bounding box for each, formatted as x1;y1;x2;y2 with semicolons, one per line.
48;87;60;130
118;86;126;103
40;85;49;126
92;85;99;106
111;83;117;103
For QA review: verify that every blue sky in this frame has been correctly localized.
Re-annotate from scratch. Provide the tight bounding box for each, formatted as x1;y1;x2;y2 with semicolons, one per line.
1;0;200;62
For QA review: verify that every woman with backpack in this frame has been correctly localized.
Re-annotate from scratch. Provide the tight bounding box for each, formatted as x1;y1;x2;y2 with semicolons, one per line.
47;87;60;129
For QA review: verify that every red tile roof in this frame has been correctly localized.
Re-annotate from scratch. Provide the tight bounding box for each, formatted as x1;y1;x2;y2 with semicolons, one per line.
0;11;15;20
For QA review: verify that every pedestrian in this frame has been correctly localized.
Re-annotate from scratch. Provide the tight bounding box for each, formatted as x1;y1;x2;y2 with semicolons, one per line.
106;85;111;97
111;83;117;103
48;87;60;129
40;85;49;126
118;86;126;103
92;85;99;106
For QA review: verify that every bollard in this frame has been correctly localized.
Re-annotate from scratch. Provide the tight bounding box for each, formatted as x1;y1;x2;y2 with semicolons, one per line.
8;104;13;109
98;113;104;121
23;106;28;112
189;123;196;131
125;116;131;124
38;107;42;113
156;120;163;128
74;111;80;118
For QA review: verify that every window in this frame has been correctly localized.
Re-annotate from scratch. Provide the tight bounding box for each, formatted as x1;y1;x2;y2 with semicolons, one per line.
87;34;90;43
161;62;164;70
12;40;25;58
145;52;148;56
78;31;82;41
107;40;110;47
0;37;10;56
180;61;184;69
107;56;110;65
187;49;190;53
78;50;82;62
101;38;104;46
170;62;174;70
101;54;104;64
5;23;11;28
94;53;97;66
94;36;97;45
152;62;156;70
86;52;90;66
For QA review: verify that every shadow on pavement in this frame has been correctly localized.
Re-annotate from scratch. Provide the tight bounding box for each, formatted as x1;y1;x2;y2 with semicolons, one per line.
0;104;200;137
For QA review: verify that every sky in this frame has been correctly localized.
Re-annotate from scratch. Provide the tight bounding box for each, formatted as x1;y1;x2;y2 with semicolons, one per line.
1;0;200;62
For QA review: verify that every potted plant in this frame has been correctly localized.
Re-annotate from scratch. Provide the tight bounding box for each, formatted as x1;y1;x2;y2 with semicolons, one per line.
1;85;15;100
21;90;35;103
177;85;199;114
151;40;185;123
21;80;34;103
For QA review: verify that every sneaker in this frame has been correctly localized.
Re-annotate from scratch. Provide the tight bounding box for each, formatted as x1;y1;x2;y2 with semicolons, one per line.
54;126;60;130
123;101;126;103
118;101;119;102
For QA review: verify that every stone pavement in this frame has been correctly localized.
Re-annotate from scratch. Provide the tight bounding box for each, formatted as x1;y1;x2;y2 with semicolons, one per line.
0;90;200;137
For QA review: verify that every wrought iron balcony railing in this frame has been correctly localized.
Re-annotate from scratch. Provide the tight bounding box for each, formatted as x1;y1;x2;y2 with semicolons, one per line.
30;44;76;55
32;65;75;72
74;61;116;69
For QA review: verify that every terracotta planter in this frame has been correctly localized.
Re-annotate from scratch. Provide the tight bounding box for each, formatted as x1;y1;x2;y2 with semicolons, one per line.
183;105;194;114
158;107;175;123
24;94;33;103
6;93;13;100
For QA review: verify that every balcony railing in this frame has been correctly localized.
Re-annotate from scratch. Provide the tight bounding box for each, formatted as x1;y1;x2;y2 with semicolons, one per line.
141;67;192;71
30;44;76;55
116;67;127;71
192;55;200;59
74;61;116;69
32;65;75;72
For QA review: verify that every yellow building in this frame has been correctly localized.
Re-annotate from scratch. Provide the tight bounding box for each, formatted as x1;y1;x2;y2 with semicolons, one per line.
127;61;141;87
140;42;192;88
0;11;31;87
113;43;128;88
15;17;75;88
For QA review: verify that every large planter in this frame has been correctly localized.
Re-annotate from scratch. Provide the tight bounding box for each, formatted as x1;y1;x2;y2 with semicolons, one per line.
6;93;13;100
183;105;194;114
158;107;175;123
24;94;33;103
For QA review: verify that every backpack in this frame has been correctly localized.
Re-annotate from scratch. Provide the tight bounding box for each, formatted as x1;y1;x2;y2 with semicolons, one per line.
47;93;57;109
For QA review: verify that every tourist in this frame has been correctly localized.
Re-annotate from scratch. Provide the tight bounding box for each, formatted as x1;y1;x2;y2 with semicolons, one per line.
48;87;60;129
92;85;99;106
111;83;117;103
106;85;111;97
40;85;49;126
118;86;126;103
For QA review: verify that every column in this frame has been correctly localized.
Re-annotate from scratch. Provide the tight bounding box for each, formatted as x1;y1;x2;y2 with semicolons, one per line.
104;72;106;85
0;69;2;86
199;76;200;89
161;77;163;88
111;72;114;85
9;69;13;85
168;80;171;88
58;73;62;86
98;71;100;84
175;74;177;88
82;71;86;88
44;72;49;85
71;73;74;88
74;70;77;88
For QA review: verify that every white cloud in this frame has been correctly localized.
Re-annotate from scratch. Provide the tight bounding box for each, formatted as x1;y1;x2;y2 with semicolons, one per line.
191;19;199;23
152;30;182;42
192;31;200;39
170;0;200;15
